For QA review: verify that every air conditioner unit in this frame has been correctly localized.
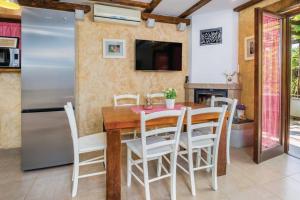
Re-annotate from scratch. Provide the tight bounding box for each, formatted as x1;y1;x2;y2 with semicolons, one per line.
93;4;141;26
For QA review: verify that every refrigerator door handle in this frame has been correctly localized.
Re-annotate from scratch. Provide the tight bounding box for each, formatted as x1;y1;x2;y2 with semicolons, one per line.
22;107;66;113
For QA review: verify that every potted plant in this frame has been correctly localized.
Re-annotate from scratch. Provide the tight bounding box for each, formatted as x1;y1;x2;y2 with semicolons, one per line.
164;88;177;109
236;104;246;120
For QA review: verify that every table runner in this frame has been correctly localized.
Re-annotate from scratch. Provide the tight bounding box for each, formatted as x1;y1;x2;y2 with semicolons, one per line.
131;104;184;114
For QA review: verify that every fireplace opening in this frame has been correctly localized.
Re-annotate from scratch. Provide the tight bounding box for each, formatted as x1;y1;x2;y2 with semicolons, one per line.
194;89;228;106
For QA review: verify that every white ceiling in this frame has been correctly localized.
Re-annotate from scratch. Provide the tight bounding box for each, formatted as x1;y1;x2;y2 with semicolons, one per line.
152;0;200;16
61;0;251;17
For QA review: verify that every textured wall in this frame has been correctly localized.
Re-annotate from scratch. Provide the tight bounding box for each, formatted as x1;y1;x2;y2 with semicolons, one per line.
0;7;21;16
0;13;188;149
0;8;21;149
238;0;279;119
76;14;189;135
0;73;21;148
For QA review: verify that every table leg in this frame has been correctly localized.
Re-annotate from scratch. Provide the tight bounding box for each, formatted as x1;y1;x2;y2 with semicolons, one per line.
217;120;227;176
106;129;121;200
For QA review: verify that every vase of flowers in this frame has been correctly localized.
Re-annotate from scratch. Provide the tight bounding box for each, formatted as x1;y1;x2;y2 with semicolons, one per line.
236;104;246;120
164;88;177;109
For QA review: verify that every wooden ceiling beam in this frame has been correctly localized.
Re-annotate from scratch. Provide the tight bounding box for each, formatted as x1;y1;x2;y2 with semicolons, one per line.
142;13;191;25
18;0;91;13
179;0;211;18
91;0;150;9
233;0;264;12
144;0;162;13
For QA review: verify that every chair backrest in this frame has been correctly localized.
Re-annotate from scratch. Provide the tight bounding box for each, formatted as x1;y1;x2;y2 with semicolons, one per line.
114;94;140;107
186;105;227;156
210;96;238;136
64;102;79;163
146;93;164;105
140;108;186;158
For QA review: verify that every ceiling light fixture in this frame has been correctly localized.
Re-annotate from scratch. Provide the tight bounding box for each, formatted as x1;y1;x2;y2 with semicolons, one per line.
0;0;21;10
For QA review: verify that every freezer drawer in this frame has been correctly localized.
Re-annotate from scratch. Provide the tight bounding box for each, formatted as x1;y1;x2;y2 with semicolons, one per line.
21;110;73;170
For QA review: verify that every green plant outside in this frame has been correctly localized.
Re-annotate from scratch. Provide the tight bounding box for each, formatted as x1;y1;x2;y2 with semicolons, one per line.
291;15;300;97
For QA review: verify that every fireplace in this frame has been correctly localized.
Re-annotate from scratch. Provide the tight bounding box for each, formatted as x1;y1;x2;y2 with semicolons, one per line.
194;89;228;105
185;83;241;105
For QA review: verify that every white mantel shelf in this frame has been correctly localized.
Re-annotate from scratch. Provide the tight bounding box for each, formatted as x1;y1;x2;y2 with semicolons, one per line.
184;83;241;90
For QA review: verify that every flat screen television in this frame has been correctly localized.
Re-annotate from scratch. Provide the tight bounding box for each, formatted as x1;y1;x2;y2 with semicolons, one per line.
135;40;182;71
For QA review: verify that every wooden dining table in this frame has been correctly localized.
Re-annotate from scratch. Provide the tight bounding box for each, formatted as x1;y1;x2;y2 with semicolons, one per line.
102;102;228;200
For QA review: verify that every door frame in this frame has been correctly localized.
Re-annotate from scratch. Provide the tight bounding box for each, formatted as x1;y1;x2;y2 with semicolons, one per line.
282;7;300;156
254;8;288;163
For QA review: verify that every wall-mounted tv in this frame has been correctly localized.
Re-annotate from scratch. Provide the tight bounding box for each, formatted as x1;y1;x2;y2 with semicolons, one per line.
135;39;182;71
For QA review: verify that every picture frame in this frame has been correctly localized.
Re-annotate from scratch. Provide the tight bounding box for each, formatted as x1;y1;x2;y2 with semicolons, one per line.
0;36;19;48
200;27;222;46
244;36;255;60
103;39;126;59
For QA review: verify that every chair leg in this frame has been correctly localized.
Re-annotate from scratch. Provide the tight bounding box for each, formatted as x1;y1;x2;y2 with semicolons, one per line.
227;136;231;165
104;149;107;169
170;153;177;200
127;148;132;187
72;165;75;181
157;156;162;177
72;163;79;197
188;149;196;196
196;149;201;167
133;130;137;139
211;148;218;191
206;147;211;172
211;164;218;191
143;160;151;200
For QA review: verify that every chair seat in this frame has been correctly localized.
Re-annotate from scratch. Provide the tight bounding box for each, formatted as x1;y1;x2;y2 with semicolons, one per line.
127;136;173;158
179;132;214;149
79;132;107;153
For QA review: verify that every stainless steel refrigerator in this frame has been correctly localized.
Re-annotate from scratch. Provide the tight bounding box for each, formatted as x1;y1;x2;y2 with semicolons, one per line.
21;7;75;170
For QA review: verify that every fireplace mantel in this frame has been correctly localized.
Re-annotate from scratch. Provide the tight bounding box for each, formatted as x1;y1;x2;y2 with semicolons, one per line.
185;83;241;103
185;83;241;90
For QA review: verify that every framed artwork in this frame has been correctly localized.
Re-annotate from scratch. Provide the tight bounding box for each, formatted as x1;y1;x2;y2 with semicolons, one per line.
103;39;126;59
0;36;19;48
244;36;255;60
200;27;222;46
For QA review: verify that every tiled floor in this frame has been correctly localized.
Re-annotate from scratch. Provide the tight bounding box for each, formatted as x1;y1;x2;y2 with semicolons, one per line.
1;147;300;200
289;119;300;159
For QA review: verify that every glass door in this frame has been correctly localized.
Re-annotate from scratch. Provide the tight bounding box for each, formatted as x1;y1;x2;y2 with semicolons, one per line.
289;14;300;159
254;9;286;163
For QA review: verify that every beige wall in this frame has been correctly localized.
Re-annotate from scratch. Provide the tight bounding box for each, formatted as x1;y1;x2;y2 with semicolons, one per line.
77;14;188;135
0;73;21;148
0;8;21;149
0;12;188;148
238;0;280;119
0;7;21;16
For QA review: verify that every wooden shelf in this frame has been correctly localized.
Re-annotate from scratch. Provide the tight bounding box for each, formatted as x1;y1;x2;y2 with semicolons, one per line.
0;13;21;22
0;68;21;73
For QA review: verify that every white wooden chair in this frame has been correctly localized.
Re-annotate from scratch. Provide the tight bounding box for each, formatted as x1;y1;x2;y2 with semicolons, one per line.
146;93;165;105
126;108;186;200
177;105;227;196
114;94;140;107
114;94;140;142
64;102;106;197
211;96;237;164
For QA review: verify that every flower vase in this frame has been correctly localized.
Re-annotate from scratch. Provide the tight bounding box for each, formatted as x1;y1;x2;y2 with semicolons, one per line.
165;99;175;109
237;109;245;119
